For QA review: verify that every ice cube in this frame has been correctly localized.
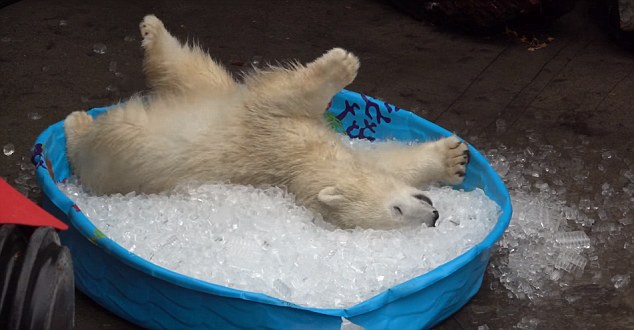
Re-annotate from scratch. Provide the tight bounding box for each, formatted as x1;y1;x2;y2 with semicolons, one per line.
3;143;15;156
553;231;590;249
27;111;42;120
92;43;107;54
555;251;587;273
611;274;630;290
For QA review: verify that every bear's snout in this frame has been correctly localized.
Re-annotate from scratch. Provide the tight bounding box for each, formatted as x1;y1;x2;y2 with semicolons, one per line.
414;193;439;227
390;191;439;228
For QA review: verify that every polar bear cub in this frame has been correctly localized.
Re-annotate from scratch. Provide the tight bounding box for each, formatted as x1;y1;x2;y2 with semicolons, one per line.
64;15;469;230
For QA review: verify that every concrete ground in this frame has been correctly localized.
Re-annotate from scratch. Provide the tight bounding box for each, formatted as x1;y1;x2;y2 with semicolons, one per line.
1;0;632;329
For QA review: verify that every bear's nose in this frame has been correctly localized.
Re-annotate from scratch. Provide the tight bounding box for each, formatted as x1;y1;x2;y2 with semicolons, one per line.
432;210;439;227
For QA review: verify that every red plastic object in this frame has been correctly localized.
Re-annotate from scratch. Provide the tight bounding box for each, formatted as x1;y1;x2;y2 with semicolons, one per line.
0;179;67;230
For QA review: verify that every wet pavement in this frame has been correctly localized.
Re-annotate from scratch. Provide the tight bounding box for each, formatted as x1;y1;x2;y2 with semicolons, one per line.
1;0;632;329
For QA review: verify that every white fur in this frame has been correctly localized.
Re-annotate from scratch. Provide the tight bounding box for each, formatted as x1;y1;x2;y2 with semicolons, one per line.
64;15;469;229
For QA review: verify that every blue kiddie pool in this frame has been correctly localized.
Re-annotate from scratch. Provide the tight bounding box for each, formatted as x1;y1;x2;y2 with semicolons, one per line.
34;89;512;330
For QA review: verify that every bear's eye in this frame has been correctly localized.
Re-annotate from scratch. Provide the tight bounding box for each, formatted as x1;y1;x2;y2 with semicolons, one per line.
414;194;433;206
393;206;403;215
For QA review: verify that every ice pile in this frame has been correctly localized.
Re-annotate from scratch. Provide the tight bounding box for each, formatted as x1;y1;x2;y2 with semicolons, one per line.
489;191;593;300
59;181;500;308
483;134;633;301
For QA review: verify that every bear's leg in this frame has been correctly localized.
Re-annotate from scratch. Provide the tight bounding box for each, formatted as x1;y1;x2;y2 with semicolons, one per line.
64;111;93;169
64;111;93;152
303;48;359;103
244;48;359;117
358;136;469;187
140;15;238;98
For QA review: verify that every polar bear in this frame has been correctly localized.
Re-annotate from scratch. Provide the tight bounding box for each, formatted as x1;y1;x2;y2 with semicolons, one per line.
64;15;469;230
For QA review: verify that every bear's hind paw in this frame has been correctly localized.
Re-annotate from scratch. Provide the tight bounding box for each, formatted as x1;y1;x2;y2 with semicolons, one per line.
310;48;360;88
140;14;166;48
64;111;93;142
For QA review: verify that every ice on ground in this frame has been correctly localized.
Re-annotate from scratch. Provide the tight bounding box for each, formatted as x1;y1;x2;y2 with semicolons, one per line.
3;143;15;156
27;111;42;120
515;316;541;330
92;43;107;55
59;181;499;309
484;136;632;304
554;231;590;248
610;274;631;290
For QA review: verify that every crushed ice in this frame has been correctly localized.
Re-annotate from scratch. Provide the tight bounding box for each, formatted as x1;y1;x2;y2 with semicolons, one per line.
484;135;632;303
59;180;499;308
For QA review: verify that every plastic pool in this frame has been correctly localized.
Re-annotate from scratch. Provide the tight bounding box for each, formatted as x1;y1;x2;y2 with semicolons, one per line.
34;89;512;329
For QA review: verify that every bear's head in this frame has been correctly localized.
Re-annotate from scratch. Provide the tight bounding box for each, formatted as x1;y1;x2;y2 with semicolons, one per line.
316;173;438;229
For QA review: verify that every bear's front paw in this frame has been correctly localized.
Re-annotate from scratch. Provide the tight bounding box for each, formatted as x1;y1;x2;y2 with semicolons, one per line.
310;48;360;87
438;136;469;185
140;15;166;48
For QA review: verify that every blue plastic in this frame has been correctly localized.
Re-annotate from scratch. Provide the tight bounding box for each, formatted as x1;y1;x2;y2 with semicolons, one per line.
34;89;512;330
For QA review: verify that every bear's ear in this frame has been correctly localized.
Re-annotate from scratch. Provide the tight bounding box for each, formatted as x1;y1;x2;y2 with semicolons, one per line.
318;186;346;207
